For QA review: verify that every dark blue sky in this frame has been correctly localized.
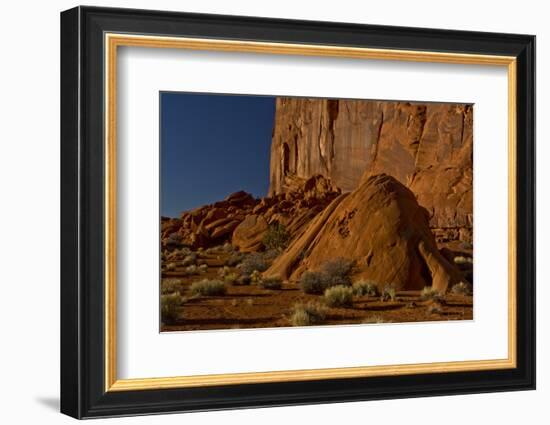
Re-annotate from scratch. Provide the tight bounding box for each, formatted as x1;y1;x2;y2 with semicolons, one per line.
161;92;276;217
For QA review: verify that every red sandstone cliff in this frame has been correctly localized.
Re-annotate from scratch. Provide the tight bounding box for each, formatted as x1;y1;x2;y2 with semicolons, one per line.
269;98;473;243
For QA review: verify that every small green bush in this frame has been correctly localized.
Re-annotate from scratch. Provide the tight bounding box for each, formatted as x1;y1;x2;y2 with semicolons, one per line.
262;223;290;250
352;280;379;297
450;281;473;296
258;276;283;290
189;279;227;297
290;302;328;326
161;293;182;324
324;285;354;308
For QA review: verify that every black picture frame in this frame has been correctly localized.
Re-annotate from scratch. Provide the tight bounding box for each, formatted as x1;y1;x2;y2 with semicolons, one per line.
61;5;536;419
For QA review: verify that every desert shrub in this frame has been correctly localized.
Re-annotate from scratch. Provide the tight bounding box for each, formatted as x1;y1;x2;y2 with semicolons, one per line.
324;285;354;308
189;279;227;297
263;248;282;262
454;256;473;265
240;253;269;275
225;252;244;267
161;279;182;295
181;253;197;267
450;281;473;296
352;280;379;297
299;271;327;294
262;223;290;250
421;286;444;300
258;276;283;290
165;262;176;271
185;265;198;275
380;284;396;302
198;264;208;273
224;272;239;285
290;302;328;326
321;258;354;286
161;293;182;324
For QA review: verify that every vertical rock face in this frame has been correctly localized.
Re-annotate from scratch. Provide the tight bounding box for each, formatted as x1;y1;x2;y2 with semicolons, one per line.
269;98;473;243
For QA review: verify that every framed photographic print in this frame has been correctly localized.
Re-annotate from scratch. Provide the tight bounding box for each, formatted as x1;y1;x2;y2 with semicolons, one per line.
60;6;535;419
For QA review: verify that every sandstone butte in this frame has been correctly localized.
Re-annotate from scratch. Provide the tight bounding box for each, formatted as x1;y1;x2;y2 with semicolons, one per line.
266;173;466;292
269;98;473;244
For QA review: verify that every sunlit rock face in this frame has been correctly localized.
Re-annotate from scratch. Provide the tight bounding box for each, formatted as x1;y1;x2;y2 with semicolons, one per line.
269;98;473;243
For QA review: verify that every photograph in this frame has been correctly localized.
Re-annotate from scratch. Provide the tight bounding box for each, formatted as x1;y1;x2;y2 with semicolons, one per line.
159;93;474;331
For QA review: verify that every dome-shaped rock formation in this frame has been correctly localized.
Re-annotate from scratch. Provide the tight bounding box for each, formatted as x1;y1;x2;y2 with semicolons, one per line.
266;173;465;292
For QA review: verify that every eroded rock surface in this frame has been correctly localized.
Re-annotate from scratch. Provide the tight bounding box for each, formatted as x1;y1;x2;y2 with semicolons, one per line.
269;98;473;243
266;174;465;292
161;175;341;251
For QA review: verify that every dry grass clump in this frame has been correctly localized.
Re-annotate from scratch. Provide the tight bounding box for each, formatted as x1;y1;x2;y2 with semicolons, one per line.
223;272;239;285
290;302;328;326
258;276;283;290
161;279;182;295
450;281;473;296
380;284;396;302
189;279;227;297
181;253;197;267
454;255;473;265
324;285;354;308
165;262;176;271
161;292;182;324
421;286;444;301
362;315;391;324
352;280;379;297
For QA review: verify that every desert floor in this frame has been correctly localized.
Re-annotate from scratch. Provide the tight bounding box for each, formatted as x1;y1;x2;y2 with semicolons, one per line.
160;245;473;332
